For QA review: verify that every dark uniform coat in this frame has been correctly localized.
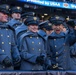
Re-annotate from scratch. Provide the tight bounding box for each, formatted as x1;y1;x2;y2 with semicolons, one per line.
19;31;46;70
70;43;76;70
0;22;20;70
48;29;76;70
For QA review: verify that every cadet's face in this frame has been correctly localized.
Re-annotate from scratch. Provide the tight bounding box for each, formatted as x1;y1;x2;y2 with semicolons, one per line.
28;25;38;33
53;24;64;34
0;12;8;22
12;13;21;19
46;30;54;35
63;27;67;33
74;26;76;30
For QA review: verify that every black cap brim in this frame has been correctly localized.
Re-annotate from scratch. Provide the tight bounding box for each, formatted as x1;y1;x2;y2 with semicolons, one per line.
52;20;63;25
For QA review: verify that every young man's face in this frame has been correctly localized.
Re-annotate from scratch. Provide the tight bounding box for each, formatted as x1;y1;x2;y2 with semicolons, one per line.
28;25;38;33
63;27;67;33
46;30;54;35
53;24;64;34
0;12;8;22
12;13;21;19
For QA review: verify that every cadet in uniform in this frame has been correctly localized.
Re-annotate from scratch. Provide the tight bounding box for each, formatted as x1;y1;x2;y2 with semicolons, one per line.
38;20;53;51
48;16;76;70
19;16;47;70
8;6;22;29
38;20;53;36
67;20;76;70
38;20;53;70
0;4;21;70
15;12;35;50
15;12;35;39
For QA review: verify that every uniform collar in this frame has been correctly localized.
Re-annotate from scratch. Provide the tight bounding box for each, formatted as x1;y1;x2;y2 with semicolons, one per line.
49;31;65;38
38;30;47;36
0;22;9;28
26;30;38;36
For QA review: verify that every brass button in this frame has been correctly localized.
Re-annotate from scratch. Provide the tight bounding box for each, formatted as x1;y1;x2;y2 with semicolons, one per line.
7;35;10;37
56;57;58;59
37;37;39;39
6;28;8;30
32;48;34;50
54;39;56;41
2;42;4;44
39;42;41;44
32;41;34;44
56;52;58;54
30;36;32;38
2;50;4;52
1;34;3;36
55;45;57;47
39;49;41;51
9;42;11;44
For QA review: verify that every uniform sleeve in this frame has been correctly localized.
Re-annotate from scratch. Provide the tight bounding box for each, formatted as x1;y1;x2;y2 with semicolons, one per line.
20;40;38;64
70;43;76;56
68;28;76;46
0;49;8;63
11;31;20;60
47;38;52;57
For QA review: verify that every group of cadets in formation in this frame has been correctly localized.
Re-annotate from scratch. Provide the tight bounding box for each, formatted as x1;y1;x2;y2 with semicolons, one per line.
0;4;76;71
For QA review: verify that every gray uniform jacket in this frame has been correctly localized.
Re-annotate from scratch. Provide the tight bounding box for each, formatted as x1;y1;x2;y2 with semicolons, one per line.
19;31;47;70
48;29;76;70
0;22;20;70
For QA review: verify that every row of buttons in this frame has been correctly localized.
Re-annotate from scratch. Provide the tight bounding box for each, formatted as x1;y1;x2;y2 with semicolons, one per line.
32;48;41;51
2;42;11;44
30;36;39;39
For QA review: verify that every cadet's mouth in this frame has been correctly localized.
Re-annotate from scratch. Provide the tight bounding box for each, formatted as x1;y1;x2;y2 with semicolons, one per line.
56;30;60;32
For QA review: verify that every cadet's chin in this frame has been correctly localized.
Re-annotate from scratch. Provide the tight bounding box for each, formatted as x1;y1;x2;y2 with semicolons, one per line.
55;30;61;34
32;30;38;33
2;19;8;23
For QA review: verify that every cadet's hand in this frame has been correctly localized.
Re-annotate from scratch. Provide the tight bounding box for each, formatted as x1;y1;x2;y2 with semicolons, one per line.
36;55;45;65
13;56;21;67
3;57;12;67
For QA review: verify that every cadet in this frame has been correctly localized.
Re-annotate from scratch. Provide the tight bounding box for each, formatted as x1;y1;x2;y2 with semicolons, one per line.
38;20;48;40
39;20;53;35
68;20;76;70
8;6;22;29
15;12;35;50
38;20;53;70
48;16;76;70
19;16;47;70
15;12;35;39
0;4;21;70
38;20;53;50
